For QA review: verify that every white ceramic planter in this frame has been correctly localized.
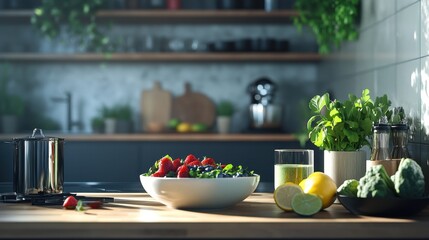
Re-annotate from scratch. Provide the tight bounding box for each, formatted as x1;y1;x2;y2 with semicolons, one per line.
104;118;116;134
217;116;231;134
324;150;367;186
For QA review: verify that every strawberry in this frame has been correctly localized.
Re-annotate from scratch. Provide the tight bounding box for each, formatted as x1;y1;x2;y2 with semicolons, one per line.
184;154;198;165
158;157;174;173
86;201;103;209
63;196;78;210
172;158;182;172
201;157;216;166
177;165;189;178
221;164;227;169
151;171;166;177
188;160;202;166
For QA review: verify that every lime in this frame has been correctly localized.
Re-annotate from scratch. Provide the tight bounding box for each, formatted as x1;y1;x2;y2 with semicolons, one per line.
273;182;304;211
291;193;322;216
191;123;207;132
167;118;181;130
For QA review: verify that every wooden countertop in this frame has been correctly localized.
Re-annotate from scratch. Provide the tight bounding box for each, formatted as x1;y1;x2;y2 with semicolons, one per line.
0;133;297;142
0;193;428;239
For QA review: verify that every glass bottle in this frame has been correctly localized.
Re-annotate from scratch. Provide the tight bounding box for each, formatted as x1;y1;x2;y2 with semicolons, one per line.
370;123;391;161
390;106;410;159
391;124;410;159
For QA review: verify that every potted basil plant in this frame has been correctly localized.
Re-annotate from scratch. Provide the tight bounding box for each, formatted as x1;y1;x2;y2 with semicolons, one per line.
101;104;133;134
307;89;391;185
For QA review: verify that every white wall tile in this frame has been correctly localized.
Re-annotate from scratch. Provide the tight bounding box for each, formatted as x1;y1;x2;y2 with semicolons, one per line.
374;16;397;68
375;65;397;102
375;0;396;22
355;71;376;97
420;56;429;142
397;2;421;62
360;0;377;29
396;59;421;142
397;0;420;11
355;27;375;73
421;0;429;56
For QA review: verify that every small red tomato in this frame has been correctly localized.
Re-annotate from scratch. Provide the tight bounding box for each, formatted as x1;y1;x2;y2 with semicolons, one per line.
63;196;78;209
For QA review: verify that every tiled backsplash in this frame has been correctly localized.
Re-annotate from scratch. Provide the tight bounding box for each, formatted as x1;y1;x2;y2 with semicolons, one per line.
320;0;428;176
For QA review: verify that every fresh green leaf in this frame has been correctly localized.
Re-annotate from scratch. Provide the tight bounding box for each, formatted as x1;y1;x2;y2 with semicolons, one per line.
76;200;85;212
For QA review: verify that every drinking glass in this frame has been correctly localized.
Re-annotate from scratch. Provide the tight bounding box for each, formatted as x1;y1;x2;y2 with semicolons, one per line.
274;149;314;189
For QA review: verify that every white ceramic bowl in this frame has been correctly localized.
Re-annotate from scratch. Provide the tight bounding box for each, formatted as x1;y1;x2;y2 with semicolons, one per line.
140;174;260;209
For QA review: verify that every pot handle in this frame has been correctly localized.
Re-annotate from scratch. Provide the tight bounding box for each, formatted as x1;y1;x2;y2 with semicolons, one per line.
31;128;45;138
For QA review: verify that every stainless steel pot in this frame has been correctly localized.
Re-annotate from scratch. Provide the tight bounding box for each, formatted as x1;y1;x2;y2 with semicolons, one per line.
249;104;282;129
12;128;64;196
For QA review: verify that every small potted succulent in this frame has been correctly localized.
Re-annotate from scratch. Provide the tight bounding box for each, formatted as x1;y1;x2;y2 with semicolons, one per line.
216;100;234;134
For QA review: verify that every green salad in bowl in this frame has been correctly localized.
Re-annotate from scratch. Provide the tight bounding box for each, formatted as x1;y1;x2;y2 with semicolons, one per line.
142;154;256;178
140;154;260;209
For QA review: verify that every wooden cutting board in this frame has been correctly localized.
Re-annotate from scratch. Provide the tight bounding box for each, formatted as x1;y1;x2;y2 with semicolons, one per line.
172;82;216;127
141;81;172;132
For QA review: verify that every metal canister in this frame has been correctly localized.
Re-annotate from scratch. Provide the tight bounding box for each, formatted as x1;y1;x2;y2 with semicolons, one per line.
12;128;64;196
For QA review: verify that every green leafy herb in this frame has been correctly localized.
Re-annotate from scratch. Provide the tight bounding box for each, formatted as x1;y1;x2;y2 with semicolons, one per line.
293;0;360;54
307;89;391;151
76;200;85;212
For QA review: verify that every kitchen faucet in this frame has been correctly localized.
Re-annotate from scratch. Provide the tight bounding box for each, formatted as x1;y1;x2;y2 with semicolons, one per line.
51;92;82;132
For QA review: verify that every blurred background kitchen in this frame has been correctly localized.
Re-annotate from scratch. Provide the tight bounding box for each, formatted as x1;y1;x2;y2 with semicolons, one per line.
0;0;428;192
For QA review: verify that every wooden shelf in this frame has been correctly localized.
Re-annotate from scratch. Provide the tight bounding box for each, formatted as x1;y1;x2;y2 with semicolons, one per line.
0;10;297;23
0;53;321;62
0;133;297;142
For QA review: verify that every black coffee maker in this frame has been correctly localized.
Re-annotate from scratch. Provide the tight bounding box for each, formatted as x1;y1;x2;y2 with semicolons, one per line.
247;77;282;132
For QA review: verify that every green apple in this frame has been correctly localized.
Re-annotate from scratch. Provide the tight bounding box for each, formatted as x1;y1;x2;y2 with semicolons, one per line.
191;123;208;133
167;118;181;130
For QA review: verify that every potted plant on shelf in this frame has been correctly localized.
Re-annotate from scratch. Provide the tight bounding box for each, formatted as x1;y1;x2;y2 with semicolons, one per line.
307;89;391;185
101;104;133;134
216;100;234;134
293;0;360;53
91;116;104;133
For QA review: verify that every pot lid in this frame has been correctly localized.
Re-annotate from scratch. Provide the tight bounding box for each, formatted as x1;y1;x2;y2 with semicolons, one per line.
13;128;64;141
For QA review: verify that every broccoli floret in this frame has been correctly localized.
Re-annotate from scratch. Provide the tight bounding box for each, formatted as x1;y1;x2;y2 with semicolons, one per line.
337;179;359;197
393;158;425;198
357;165;395;198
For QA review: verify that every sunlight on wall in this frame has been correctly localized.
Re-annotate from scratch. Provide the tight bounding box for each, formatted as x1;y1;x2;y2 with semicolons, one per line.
421;59;429;135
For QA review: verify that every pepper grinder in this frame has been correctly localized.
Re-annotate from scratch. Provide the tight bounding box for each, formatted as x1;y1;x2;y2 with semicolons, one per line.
390;107;410;159
370;123;391;161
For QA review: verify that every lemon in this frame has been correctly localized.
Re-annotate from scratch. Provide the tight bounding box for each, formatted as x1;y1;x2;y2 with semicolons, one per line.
291;193;322;216
273;182;304;211
299;172;337;209
176;122;192;133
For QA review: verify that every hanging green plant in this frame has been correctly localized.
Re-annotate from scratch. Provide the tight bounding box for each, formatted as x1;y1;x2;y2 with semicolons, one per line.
293;0;360;54
31;0;114;53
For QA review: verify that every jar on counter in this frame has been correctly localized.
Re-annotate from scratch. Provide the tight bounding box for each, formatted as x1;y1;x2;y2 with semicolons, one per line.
370;123;391;161
391;124;410;160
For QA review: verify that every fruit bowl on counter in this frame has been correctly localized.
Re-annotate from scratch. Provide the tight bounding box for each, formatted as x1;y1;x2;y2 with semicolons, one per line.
140;154;259;209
